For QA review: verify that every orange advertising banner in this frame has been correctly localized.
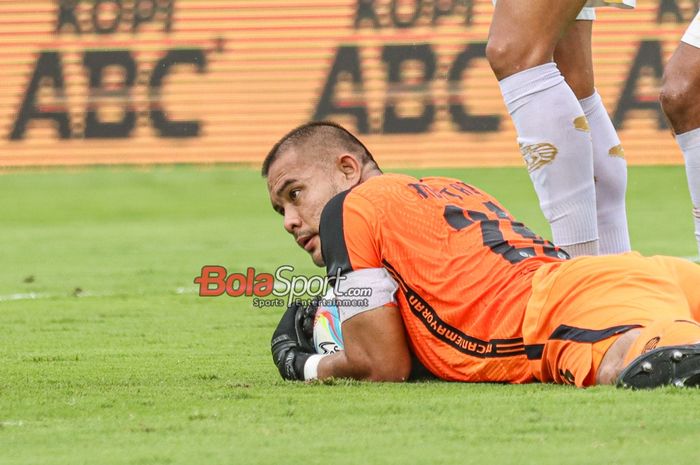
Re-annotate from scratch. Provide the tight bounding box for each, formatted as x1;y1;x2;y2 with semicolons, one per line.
0;0;696;167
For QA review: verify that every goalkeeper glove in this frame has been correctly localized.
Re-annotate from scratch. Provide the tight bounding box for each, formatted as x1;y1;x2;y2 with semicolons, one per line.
270;300;319;380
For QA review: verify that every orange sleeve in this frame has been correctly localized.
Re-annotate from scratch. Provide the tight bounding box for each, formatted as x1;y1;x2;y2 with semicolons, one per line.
319;189;381;278
343;192;382;270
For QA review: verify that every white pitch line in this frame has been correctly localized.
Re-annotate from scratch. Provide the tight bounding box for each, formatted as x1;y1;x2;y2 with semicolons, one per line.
0;420;24;427
0;287;199;302
175;286;199;295
0;292;42;302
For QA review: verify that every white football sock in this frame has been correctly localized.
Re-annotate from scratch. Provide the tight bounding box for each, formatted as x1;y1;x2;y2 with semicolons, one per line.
579;90;631;254
499;62;599;256
563;240;599;259
677;127;700;257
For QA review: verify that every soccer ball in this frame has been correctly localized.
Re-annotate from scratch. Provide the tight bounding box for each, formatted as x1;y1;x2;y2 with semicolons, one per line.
313;289;344;354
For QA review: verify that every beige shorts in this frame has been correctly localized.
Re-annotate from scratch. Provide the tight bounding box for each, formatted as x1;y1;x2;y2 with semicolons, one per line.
682;10;700;49
492;0;636;21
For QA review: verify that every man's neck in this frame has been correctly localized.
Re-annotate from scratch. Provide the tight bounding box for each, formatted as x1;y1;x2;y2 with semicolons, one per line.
360;166;382;183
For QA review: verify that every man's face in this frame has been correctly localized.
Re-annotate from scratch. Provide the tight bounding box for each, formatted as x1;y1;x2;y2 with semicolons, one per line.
267;149;347;267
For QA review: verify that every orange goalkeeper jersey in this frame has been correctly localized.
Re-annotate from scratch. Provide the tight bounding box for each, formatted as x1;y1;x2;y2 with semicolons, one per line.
319;173;569;382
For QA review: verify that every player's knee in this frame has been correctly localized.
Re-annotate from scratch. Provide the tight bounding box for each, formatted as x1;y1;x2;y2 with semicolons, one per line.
659;70;694;126
563;72;594;100
486;36;551;80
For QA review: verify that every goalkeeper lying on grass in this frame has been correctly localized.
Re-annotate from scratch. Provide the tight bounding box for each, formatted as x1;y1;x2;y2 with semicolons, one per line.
263;121;700;389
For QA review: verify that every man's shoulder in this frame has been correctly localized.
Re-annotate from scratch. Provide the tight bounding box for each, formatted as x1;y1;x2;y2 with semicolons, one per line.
353;173;470;199
318;179;392;277
320;172;481;225
321;174;414;218
354;173;416;195
322;173;483;219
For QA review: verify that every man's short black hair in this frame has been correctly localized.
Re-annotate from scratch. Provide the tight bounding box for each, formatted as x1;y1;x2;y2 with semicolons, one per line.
261;121;380;177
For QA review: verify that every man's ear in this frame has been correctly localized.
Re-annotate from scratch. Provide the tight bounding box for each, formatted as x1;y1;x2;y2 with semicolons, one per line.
336;153;361;181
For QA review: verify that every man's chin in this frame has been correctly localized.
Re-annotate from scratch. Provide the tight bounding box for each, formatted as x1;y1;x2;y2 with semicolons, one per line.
310;251;325;267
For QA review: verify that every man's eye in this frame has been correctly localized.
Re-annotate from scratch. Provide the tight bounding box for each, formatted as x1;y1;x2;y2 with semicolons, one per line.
290;189;300;201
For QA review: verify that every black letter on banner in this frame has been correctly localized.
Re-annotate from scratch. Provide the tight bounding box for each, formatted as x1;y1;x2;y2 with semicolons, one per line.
390;0;423;28
313;46;369;133
159;0;175;32
149;49;207;138
432;0;455;25
133;0;156;32
448;42;499;132
657;0;683;24
56;0;81;34
83;50;137;138
612;40;667;130
92;0;123;34
462;0;475;26
382;44;435;134
355;0;380;29
10;51;71;140
433;0;474;26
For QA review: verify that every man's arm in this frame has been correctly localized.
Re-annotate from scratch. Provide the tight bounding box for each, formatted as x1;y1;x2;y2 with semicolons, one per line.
314;190;410;381
318;304;411;382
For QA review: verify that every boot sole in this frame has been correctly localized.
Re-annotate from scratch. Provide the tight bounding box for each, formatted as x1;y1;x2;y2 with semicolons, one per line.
616;344;700;389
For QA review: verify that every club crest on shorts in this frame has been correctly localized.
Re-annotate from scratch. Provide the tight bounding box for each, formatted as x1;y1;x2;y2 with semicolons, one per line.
519;142;558;173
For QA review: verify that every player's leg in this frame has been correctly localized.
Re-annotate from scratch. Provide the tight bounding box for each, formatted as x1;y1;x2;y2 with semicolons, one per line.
597;318;700;386
660;22;700;256
555;18;631;255
524;254;700;387
660;16;700;134
554;17;594;99
487;0;599;257
594;255;700;387
648;255;700;322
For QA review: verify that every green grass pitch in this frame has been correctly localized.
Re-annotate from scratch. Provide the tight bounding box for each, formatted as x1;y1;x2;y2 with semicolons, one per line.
1;165;699;465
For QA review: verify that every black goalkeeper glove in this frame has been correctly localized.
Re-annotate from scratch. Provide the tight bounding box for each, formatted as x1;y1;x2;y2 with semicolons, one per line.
298;299;318;350
270;300;319;380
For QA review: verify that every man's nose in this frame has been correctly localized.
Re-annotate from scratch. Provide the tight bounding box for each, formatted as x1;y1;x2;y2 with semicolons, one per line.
283;207;301;234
